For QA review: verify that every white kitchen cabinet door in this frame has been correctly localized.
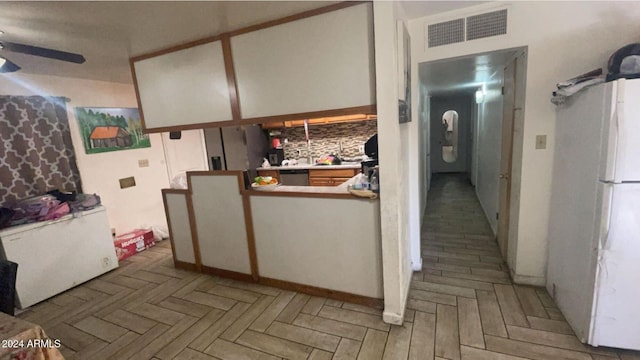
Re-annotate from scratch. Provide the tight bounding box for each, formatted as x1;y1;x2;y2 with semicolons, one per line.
162;191;197;265
133;40;233;130
231;3;375;119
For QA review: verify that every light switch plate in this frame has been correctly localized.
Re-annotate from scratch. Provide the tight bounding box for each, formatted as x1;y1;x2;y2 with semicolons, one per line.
138;159;149;167
535;135;547;149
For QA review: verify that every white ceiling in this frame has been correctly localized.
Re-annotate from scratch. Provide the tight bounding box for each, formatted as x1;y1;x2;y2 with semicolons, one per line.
419;48;520;96
0;1;485;85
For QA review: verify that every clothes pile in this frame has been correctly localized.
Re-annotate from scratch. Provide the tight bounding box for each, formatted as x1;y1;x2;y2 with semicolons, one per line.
0;191;101;229
552;43;640;105
551;69;604;105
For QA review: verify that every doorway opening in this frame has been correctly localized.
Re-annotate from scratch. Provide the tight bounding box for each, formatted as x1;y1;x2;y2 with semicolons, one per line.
417;46;528;269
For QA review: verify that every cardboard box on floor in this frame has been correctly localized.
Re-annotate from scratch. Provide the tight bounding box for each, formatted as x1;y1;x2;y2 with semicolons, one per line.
114;229;155;261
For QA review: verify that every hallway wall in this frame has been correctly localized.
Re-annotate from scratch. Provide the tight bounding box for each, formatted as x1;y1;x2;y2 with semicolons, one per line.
373;2;414;325
475;72;504;235
408;2;640;285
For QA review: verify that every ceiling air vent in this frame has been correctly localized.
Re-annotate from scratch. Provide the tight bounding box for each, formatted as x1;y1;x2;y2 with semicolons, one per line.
466;9;508;41
428;18;464;48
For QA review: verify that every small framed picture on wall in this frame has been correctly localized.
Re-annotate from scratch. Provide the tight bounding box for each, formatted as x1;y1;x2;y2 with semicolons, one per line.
398;21;411;123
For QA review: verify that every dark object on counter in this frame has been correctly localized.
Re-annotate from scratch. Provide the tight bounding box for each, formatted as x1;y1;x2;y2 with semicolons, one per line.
47;189;77;202
0;260;18;315
607;43;640;81
69;193;101;212
365;134;378;158
370;168;380;193
316;154;342;165
211;156;222;170
267;148;285;166
361;159;378;179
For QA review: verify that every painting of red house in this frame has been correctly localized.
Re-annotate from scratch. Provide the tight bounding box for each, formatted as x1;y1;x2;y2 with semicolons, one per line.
75;107;150;154
89;126;132;148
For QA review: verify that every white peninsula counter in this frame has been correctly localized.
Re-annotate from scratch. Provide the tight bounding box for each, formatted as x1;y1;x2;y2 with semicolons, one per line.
162;171;382;306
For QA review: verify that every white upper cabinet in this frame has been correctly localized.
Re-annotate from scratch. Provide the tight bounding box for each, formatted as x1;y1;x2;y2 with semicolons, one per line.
133;40;233;130
231;3;375;119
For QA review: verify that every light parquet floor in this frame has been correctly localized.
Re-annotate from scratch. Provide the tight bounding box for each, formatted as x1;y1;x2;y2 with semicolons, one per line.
17;173;640;359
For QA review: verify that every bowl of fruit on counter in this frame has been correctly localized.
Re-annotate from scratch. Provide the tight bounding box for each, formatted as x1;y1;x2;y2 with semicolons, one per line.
251;176;279;191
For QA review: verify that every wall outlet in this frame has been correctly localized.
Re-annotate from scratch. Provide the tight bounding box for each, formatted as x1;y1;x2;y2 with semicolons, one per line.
138;159;149;167
102;256;112;268
119;176;136;189
535;135;547;149
358;145;365;154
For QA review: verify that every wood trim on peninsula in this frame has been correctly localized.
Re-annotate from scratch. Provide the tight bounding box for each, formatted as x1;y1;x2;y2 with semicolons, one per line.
259;277;383;308
161;171;382;306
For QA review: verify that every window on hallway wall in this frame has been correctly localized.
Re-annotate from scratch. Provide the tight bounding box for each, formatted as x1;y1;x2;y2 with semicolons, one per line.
0;96;82;206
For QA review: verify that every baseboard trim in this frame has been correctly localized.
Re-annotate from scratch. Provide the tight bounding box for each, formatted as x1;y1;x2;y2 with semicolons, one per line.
201;266;254;283
411;257;423;271
383;268;413;325
383;310;404;325
174;260;198;272
511;269;546;286
259;277;383;308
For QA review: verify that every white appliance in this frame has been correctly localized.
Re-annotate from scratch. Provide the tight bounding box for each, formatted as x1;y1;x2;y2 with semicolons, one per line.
0;206;119;309
547;78;640;350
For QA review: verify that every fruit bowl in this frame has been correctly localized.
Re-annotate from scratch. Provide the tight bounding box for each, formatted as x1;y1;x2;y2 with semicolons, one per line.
251;182;279;191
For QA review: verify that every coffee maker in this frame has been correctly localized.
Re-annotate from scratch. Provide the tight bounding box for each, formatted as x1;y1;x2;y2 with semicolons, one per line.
361;134;378;179
267;148;285;166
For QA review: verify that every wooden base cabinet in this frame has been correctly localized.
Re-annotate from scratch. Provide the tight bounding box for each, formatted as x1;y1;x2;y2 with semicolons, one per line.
308;168;358;187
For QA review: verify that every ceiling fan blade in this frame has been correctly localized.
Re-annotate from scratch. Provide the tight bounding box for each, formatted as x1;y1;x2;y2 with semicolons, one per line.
1;41;85;64
0;57;21;73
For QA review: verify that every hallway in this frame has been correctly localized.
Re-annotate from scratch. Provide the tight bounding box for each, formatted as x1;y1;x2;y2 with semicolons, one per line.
410;173;640;359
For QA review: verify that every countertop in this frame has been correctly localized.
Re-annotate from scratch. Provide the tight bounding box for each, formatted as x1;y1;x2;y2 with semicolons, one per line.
257;163;361;171
251;174;364;194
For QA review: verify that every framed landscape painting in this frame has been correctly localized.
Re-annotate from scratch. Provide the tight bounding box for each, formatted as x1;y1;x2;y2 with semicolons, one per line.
75;107;150;154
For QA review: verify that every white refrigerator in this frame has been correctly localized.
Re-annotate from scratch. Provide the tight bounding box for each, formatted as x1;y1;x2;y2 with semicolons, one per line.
547;78;640;350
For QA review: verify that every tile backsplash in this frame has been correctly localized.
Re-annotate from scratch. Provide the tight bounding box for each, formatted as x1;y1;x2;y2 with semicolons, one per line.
278;121;377;160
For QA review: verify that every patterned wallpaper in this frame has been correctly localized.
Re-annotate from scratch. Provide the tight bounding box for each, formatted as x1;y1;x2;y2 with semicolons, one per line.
278;121;377;160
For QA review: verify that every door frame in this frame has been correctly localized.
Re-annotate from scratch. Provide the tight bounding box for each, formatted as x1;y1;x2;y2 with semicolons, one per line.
497;50;526;260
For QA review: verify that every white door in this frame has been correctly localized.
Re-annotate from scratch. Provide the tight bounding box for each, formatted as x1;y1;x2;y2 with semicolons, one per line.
591;183;640;349
161;130;209;182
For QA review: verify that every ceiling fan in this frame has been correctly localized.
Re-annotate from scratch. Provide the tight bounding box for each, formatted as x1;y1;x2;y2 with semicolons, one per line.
0;31;86;73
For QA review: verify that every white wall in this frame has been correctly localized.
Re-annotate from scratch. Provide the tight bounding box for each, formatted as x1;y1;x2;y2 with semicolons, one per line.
373;1;413;324
409;2;640;284
475;72;504;235
0;73;170;235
